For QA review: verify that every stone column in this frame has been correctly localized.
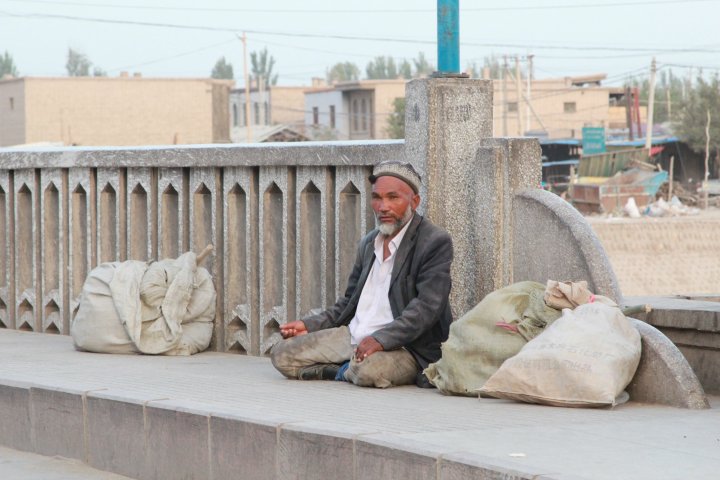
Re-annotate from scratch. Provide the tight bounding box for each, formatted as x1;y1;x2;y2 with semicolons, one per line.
404;78;540;316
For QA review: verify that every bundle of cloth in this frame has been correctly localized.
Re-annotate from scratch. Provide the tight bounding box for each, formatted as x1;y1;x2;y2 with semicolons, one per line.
425;280;642;407
71;247;216;356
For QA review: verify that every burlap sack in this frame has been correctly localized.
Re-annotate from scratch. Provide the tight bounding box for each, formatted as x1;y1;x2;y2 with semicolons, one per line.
478;302;641;407
71;252;215;356
424;281;561;396
70;262;139;354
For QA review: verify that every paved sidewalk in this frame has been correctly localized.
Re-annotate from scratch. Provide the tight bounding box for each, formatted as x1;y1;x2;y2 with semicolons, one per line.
0;446;133;480
0;329;719;480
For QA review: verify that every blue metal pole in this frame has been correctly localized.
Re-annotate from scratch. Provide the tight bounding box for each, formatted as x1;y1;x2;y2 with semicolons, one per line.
437;0;459;74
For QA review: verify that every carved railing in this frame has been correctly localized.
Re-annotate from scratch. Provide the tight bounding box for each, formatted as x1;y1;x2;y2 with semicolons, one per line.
0;140;403;355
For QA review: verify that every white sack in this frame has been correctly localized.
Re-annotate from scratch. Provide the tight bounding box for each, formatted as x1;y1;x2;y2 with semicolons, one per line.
479;302;641;408
71;252;215;356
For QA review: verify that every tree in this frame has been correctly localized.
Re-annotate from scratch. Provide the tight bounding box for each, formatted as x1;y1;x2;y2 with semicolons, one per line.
399;60;412;80
93;67;107;77
675;74;720;156
386;97;405;139
211;56;234;80
628;68;684;124
465;55;510;79
250;48;278;88
66;48;92;76
326;62;360;83
412;52;434;78
0;51;18;77
366;56;398;79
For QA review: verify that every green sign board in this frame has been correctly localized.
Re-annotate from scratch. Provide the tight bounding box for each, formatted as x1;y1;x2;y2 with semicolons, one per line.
582;127;606;155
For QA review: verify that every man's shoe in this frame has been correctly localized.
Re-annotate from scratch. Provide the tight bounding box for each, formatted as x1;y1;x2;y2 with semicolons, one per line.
298;364;341;381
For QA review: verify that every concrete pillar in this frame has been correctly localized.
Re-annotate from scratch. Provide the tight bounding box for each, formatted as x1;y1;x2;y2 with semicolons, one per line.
405;78;540;316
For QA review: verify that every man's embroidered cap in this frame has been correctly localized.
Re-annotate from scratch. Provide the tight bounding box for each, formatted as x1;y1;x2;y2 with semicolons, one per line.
368;160;421;194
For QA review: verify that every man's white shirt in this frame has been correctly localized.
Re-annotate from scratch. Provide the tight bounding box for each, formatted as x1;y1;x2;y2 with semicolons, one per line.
348;220;411;345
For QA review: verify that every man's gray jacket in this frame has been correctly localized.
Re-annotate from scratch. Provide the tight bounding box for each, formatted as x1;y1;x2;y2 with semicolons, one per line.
302;213;453;369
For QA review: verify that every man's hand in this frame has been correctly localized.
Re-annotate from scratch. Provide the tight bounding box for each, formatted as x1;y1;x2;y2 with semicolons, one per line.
354;336;384;362
280;320;308;339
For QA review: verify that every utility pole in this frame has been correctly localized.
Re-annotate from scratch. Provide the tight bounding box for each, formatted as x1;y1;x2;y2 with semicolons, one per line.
625;86;634;141
645;58;657;150
241;32;252;143
515;56;524;136
502;55;508;137
526;54;533;132
704;110;711;209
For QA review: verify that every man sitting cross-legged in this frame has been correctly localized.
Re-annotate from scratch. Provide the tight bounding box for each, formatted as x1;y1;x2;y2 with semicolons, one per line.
270;160;453;388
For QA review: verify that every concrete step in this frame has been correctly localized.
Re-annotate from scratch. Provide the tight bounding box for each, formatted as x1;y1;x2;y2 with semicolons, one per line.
1;329;719;480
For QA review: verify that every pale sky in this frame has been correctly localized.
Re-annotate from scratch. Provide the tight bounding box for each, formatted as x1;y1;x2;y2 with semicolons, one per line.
1;0;719;87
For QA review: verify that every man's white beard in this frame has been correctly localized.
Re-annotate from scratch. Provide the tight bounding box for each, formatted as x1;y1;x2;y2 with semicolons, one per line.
376;205;413;236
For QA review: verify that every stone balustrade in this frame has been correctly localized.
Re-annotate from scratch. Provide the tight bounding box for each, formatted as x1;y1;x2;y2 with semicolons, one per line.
0;141;403;355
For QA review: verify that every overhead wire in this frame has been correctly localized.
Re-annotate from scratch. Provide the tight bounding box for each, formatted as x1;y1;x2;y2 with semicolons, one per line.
1;9;718;55
1;0;716;13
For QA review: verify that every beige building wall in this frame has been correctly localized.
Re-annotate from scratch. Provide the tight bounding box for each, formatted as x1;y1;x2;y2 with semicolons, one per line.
270;86;309;129
369;80;405;140
4;77;233;147
493;78;613;138
491;77;647;139
0;79;27;146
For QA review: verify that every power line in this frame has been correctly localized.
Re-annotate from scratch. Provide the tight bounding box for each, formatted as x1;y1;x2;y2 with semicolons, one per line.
1;0;716;13
105;37;238;73
2;9;719;55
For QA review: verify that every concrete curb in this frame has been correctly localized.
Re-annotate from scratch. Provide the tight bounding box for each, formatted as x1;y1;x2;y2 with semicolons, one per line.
0;381;569;480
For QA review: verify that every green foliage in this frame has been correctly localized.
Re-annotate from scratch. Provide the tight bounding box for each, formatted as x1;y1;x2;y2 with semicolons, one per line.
674;74;720;155
326;62;360;83
465;55;523;80
0;50;18;77
628;69;684;124
66;48;92;76
412;52;434;78
386;97;406;139
250;48;278;87
365;53;435;80
93;67;107;77
211;56;234;80
366;56;398;79
399;60;412;80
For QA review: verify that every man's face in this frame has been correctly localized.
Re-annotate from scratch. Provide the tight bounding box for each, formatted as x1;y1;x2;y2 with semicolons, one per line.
371;176;420;237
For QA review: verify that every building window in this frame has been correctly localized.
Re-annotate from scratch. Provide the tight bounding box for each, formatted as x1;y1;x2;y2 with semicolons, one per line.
352;99;359;131
507;102;518;113
312;107;319;125
254;102;260;124
329;105;336;129
232;103;238;127
9;97;14;110
564;102;577;113
264;101;269;125
361;99;367;130
241;103;246;126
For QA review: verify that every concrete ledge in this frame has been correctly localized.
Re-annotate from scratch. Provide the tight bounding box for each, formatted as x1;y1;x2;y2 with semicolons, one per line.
355;437;438;480
627;319;710;409
626;296;720;395
30;386;87;459
209;413;277;480
0;382;32;452
278;423;356;480
143;402;210;480
86;393;147;480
